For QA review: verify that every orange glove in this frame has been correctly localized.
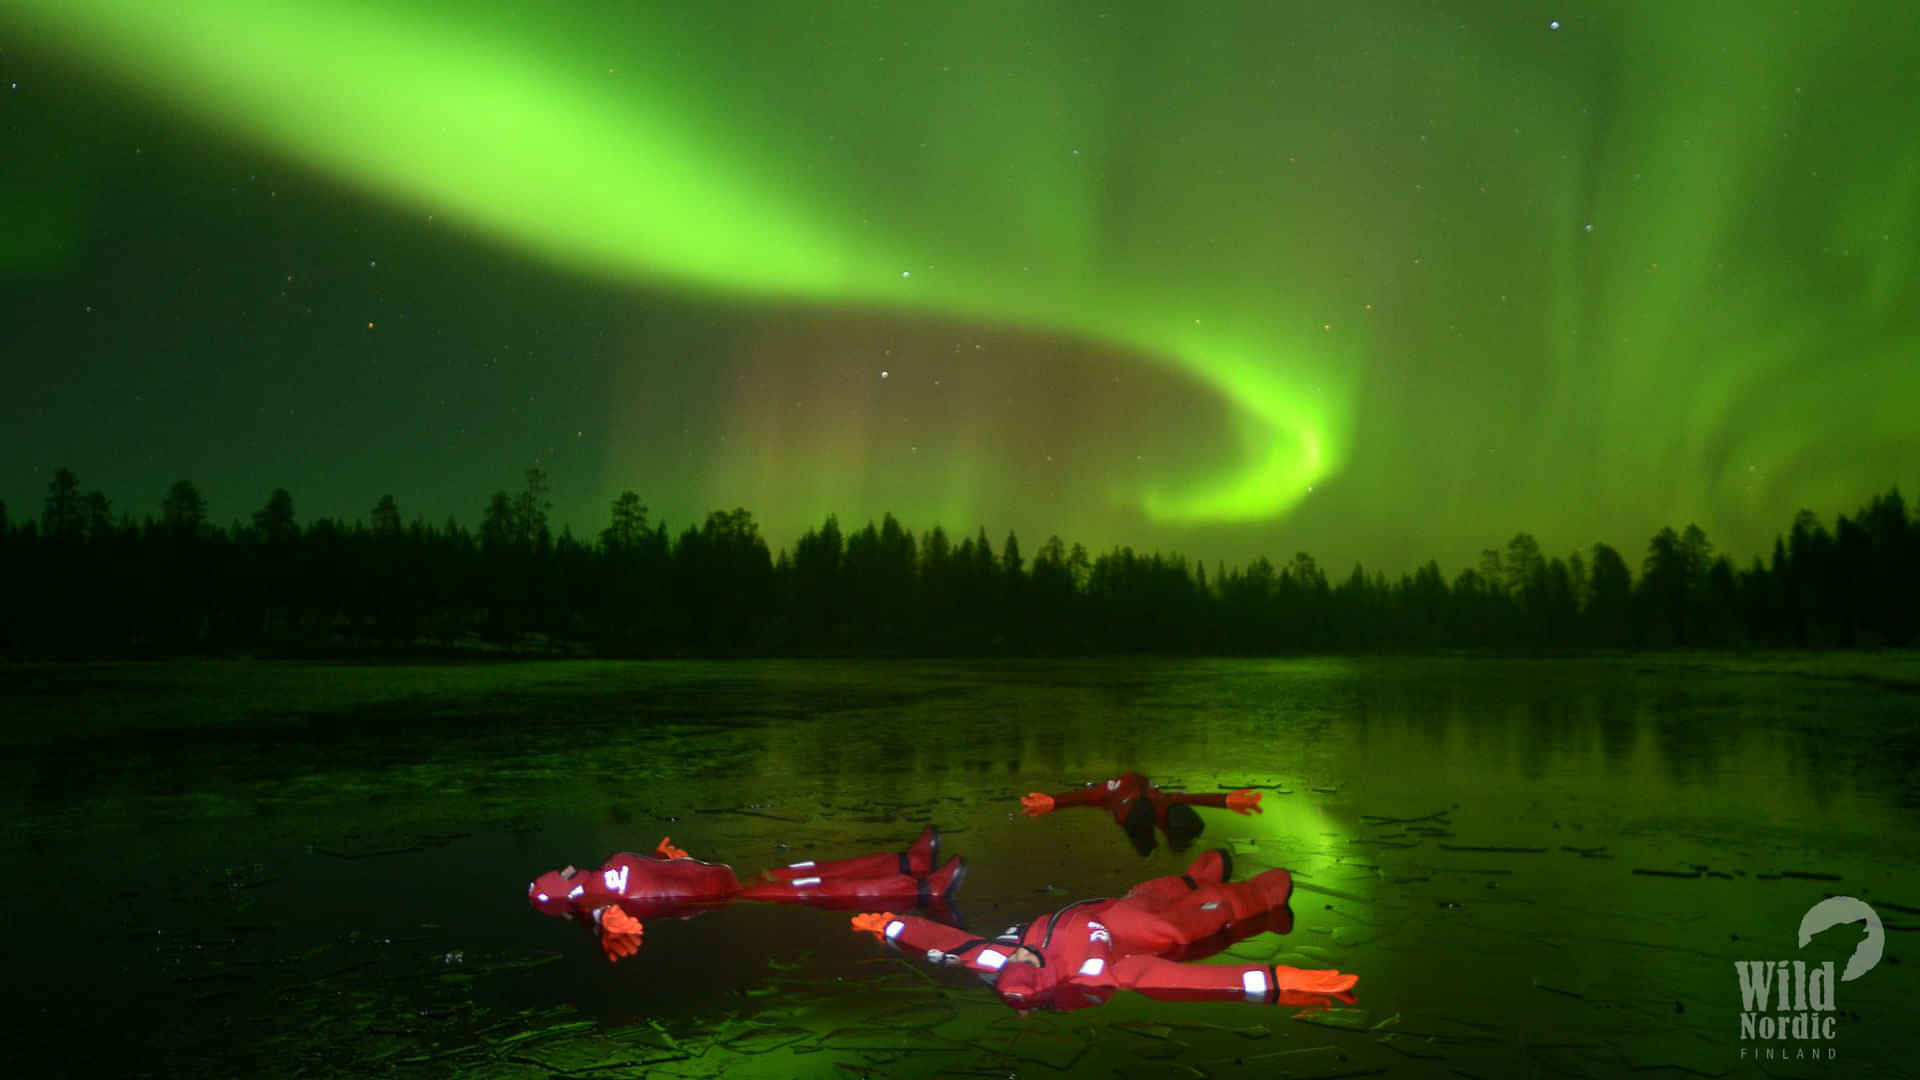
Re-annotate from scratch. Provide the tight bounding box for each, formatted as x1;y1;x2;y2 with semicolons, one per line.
1019;792;1055;817
1272;965;1358;995
600;907;644;962
654;836;691;860
1225;789;1263;815
850;912;899;938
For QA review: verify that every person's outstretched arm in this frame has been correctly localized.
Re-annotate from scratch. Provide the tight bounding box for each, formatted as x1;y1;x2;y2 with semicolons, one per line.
850;912;1029;977
1021;779;1120;816
1110;955;1356;1003
1155;789;1263;815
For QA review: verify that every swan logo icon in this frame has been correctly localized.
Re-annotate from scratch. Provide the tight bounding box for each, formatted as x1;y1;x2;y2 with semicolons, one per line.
1735;896;1884;1061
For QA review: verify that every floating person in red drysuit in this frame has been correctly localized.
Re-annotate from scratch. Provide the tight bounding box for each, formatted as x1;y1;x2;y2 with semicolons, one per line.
849;848;1356;1012
529;826;966;962
1020;772;1265;856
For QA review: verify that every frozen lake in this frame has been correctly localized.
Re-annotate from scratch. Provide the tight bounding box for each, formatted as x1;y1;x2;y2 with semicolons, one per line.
2;655;1915;1077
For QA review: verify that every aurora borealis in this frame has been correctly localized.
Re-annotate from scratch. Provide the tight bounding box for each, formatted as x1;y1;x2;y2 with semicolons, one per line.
2;2;1915;573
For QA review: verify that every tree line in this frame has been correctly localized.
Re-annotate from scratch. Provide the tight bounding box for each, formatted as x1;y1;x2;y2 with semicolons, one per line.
2;467;1914;657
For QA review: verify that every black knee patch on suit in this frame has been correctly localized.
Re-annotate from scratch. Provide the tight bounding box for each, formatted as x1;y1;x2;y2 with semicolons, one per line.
1123;798;1158;857
1165;803;1205;852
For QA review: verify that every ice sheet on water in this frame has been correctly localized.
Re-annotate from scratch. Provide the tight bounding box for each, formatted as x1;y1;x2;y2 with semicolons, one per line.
717;1022;812;1054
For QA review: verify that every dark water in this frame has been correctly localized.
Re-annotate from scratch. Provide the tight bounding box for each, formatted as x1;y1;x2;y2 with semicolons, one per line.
2;655;1916;1078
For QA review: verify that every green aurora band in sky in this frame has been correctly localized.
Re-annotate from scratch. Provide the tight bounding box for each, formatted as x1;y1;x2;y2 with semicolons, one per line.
5;0;1362;525
4;1;1916;570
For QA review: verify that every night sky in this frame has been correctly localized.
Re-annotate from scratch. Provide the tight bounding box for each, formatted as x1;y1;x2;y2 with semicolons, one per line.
4;2;1915;574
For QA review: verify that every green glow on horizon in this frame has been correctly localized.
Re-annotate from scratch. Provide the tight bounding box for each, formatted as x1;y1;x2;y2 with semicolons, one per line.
5;0;1352;525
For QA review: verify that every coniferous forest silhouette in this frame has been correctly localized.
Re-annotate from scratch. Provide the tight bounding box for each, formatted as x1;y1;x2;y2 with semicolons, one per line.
4;466;1915;658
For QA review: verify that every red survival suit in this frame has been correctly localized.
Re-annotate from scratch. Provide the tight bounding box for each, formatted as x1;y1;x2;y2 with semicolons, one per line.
529;827;965;961
850;849;1356;1012
1022;773;1263;855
